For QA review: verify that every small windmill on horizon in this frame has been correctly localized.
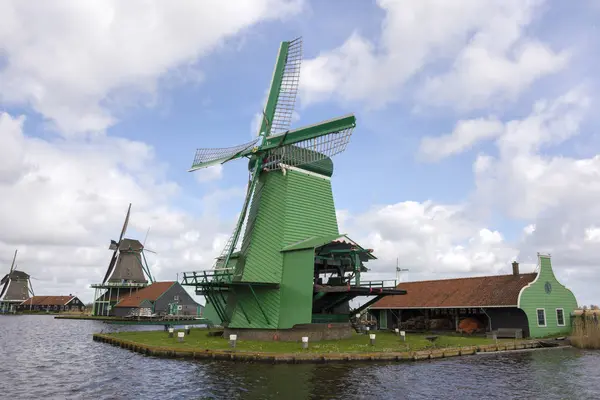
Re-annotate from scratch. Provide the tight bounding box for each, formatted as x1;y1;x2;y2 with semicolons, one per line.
395;257;409;284
0;249;34;314
90;203;156;316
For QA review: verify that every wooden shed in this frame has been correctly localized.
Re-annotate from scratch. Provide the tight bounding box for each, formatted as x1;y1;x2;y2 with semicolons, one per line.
370;254;578;338
112;281;203;317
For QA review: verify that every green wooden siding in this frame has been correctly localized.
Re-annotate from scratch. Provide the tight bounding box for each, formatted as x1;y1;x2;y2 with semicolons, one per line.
201;299;222;326
379;309;388;329
278;250;315;328
282;169;339;244
518;255;578;338
227;167;340;329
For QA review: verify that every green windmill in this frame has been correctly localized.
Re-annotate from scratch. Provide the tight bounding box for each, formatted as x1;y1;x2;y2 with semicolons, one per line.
182;38;405;336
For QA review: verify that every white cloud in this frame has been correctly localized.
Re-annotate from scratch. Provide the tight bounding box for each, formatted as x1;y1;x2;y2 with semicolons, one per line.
350;87;598;306
300;0;567;111
0;113;28;184
472;88;592;219
0;112;239;302
0;0;303;135
419;117;504;161
340;201;517;280
194;165;224;183
584;227;600;243
524;224;536;235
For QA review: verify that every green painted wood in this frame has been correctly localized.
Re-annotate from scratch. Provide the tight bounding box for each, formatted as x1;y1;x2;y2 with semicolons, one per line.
201;299;222;326
283;169;339;244
260;41;289;137
226;168;340;329
278;250;314;328
518;255;578;338
379;309;388;329
260;115;356;149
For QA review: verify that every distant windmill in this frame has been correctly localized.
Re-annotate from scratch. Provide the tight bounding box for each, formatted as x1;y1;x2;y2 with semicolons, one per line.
91;203;155;316
0;250;34;313
395;258;409;284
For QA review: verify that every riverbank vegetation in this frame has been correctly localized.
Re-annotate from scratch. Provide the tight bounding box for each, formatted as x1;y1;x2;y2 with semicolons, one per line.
107;329;521;354
570;315;600;349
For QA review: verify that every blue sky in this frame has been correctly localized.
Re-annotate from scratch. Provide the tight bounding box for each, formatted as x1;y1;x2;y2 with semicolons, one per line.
0;0;599;306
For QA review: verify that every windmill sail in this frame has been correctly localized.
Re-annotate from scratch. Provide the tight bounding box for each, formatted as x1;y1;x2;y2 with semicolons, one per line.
269;36;302;135
102;203;132;283
214;164;261;272
189;138;260;172
9;249;17;273
262;117;354;171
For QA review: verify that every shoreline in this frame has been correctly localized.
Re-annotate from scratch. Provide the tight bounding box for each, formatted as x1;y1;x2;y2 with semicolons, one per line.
92;333;559;364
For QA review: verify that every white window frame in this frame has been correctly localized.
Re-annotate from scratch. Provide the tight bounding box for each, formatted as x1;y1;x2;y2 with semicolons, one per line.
174;295;179;301
536;308;547;327
556;308;565;327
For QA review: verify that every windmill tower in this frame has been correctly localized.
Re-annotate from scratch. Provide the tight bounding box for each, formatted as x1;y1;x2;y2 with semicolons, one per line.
182;38;405;335
90;203;155;316
0;250;34;314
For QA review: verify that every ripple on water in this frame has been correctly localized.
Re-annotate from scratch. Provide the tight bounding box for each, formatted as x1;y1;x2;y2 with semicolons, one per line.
1;315;599;399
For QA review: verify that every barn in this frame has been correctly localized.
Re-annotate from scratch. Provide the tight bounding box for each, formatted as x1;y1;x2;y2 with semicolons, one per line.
369;254;578;338
112;281;203;317
18;295;85;312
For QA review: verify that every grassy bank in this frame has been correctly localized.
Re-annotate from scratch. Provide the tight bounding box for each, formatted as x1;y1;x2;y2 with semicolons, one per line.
570;316;600;349
107;329;520;354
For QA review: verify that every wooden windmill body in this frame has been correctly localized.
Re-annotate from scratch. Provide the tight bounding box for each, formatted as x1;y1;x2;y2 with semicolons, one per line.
0;250;34;314
90;204;155;316
182;38;405;337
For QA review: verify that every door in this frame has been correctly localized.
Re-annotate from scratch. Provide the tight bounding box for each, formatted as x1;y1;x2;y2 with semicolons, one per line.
380;309;388;329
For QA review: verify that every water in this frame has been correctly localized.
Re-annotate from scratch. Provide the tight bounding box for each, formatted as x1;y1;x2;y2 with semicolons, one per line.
1;315;600;399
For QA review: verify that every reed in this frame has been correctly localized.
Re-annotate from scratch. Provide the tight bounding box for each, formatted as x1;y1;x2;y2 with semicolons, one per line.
570;315;600;349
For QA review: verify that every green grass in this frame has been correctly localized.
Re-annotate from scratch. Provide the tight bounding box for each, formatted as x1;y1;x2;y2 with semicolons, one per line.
108;329;520;354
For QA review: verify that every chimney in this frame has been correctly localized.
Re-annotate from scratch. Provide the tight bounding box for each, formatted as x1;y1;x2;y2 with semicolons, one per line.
512;261;519;276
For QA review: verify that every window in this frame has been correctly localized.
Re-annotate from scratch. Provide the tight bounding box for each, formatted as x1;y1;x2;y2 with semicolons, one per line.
556;308;565;326
536;308;546;327
174;295;179;301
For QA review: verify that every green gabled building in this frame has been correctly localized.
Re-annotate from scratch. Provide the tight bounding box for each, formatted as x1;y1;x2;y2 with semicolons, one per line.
371;253;578;338
517;254;579;338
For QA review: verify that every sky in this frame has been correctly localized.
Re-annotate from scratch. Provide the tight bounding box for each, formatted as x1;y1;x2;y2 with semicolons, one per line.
0;0;599;307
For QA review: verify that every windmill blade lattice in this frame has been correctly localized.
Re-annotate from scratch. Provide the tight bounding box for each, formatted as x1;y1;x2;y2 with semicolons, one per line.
269;37;302;135
262;125;354;171
213;164;261;273
190;138;260;171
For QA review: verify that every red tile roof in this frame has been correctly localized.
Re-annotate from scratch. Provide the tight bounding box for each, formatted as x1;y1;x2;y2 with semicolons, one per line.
21;296;77;306
371;273;537;309
115;281;175;308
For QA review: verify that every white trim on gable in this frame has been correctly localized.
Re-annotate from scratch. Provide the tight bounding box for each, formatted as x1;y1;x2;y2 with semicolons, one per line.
517;255;543;308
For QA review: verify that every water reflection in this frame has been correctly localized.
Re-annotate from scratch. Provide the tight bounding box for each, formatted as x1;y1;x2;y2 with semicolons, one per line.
0;315;599;399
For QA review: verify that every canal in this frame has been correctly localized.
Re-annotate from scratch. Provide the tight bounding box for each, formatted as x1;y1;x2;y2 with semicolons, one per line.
1;315;599;399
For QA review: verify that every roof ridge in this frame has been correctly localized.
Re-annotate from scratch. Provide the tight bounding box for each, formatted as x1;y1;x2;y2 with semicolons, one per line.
397;272;538;286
